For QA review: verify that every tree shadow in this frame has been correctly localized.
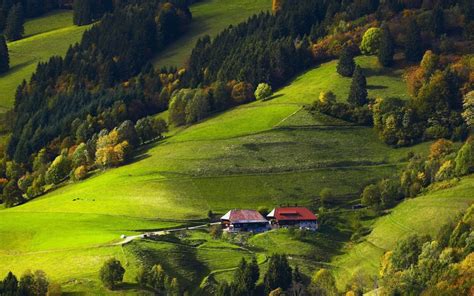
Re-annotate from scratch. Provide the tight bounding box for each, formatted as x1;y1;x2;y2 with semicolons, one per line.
367;85;388;90
262;93;284;101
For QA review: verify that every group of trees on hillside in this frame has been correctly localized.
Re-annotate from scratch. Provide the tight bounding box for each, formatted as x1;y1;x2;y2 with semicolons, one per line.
0;269;60;296
360;136;474;211
1;0;473;209
380;206;473;295
72;0;112;26
0;114;167;207
1;2;24;41
8;0;191;163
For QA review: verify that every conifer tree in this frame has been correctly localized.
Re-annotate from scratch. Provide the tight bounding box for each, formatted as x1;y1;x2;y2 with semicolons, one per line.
404;19;422;63
348;66;368;106
431;5;444;36
0;9;6;32
0;35;9;73
378;23;394;67
73;0;93;26
4;4;24;41
337;47;355;77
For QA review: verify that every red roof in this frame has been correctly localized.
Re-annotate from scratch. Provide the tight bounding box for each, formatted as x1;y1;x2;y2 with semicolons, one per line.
221;209;268;223
267;207;317;221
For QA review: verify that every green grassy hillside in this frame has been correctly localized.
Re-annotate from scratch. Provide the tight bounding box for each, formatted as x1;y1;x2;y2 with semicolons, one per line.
332;175;474;289
0;10;89;111
0;56;440;292
152;0;271;68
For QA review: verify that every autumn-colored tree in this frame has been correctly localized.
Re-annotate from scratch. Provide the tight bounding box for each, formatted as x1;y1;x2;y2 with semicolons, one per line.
462;91;474;128
45;154;71;185
272;0;283;13
310;269;338;296
231;82;255;104
429;138;453;160
420;50;439;81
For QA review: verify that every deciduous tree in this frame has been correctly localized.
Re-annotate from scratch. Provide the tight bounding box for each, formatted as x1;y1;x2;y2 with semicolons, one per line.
360;27;382;55
255;83;273;100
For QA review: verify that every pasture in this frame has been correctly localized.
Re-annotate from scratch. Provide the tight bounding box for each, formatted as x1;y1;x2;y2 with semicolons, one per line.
0;56;454;293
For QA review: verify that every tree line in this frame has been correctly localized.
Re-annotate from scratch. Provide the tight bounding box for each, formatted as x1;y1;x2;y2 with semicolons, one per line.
0;269;61;296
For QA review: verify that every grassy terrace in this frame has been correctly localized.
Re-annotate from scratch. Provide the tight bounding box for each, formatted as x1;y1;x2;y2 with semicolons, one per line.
1;56;463;293
0;10;89;112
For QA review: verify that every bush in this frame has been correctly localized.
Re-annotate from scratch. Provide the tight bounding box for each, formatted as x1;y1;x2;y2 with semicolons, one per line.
254;83;273;100
360;27;382;55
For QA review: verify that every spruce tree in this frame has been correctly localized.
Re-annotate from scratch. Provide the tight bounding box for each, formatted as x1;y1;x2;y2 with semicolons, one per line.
337;47;355;77
378;23;394;67
73;0;93;26
0;34;9;73
404;19;422;63
4;4;24;41
348;66;368;106
431;5;444;36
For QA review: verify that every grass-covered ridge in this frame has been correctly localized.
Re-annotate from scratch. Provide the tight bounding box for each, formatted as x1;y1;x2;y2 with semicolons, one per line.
0;56;445;292
332;175;474;289
0;10;89;111
152;0;271;68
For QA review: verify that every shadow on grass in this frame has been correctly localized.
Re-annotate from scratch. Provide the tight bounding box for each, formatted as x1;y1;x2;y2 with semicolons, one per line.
367;85;388;90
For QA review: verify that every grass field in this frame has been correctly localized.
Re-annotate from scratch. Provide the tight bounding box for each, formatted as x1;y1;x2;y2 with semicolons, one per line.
152;0;271;68
331;175;474;289
0;56;450;293
0;10;89;111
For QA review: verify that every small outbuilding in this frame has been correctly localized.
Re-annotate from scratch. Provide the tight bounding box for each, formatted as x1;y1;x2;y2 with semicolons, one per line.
221;209;270;233
267;207;318;230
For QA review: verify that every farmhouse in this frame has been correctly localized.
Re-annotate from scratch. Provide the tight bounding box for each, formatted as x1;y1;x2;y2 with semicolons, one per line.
267;207;318;230
221;209;270;233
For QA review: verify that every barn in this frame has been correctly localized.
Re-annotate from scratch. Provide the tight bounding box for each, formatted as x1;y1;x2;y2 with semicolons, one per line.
267;207;318;230
220;209;270;233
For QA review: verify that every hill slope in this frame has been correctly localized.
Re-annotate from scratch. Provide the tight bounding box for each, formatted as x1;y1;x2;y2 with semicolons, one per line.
152;0;271;68
0;10;90;111
0;56;439;292
332;175;474;289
